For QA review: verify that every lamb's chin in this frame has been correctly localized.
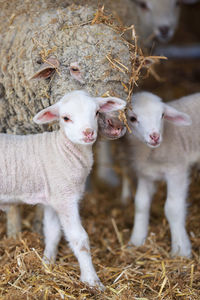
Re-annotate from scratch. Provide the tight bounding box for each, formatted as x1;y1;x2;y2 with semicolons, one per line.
146;142;161;149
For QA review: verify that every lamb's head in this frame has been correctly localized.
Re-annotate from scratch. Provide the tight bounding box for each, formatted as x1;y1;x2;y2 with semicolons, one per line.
133;0;180;46
127;92;191;148
33;90;126;145
98;111;127;140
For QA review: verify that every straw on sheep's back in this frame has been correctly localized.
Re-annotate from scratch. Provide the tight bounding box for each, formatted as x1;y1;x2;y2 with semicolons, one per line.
0;1;133;134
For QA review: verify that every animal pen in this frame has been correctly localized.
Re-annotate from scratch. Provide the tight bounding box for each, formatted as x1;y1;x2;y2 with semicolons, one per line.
0;1;200;299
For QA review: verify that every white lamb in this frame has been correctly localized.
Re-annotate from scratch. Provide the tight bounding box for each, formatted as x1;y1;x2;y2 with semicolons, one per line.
0;90;126;289
121;91;200;257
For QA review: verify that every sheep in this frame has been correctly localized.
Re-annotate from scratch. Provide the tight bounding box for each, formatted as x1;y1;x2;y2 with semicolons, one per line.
0;1;133;237
104;0;181;47
120;91;200;257
0;90;126;289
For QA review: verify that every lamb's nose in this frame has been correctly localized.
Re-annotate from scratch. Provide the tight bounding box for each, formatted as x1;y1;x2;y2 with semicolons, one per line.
150;132;160;143
83;128;94;138
159;26;170;38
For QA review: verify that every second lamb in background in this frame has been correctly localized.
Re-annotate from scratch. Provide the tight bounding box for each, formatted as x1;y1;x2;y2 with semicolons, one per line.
121;91;200;257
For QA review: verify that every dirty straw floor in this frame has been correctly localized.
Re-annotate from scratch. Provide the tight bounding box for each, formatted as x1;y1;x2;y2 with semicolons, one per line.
0;173;200;299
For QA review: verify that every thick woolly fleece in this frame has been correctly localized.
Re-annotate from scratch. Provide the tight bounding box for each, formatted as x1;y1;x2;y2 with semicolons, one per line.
0;0;131;135
0;129;92;208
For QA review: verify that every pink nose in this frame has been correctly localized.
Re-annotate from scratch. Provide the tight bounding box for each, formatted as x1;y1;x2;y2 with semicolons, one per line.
83;128;94;138
111;127;121;136
150;132;160;143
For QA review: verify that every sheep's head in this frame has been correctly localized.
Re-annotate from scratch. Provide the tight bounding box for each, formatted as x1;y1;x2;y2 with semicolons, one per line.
98;111;127;140
127;92;191;148
33;90;126;145
133;0;181;46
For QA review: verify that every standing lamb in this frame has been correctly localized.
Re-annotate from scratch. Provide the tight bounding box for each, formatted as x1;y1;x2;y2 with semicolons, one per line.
120;91;200;257
0;90;126;289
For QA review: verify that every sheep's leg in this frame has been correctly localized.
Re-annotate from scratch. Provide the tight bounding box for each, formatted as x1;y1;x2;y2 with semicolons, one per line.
57;202;104;290
96;140;119;186
121;170;132;205
6;205;21;238
165;170;191;257
43;206;62;263
33;204;43;235
129;177;155;246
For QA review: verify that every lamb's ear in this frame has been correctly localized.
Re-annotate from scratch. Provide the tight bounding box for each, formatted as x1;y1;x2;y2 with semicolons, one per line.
163;104;192;126
30;57;59;80
33;102;60;124
96;97;126;113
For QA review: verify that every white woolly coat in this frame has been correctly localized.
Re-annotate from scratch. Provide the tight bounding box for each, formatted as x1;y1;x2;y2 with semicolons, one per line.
0;129;92;209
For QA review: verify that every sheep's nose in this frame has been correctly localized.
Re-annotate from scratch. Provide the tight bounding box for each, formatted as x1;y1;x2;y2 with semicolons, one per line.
150;132;160;143
83;128;94;138
159;26;170;38
111;127;121;136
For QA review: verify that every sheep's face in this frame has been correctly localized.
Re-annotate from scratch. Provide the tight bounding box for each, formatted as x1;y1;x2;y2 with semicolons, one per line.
33;90;126;145
98;111;127;140
133;0;180;46
127;92;192;148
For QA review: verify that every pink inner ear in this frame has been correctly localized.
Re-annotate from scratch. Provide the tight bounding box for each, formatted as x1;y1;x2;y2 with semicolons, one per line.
164;115;185;122
39;111;57;121
100;101;115;111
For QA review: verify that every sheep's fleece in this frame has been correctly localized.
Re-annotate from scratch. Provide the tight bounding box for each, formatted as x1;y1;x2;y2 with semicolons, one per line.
0;0;131;135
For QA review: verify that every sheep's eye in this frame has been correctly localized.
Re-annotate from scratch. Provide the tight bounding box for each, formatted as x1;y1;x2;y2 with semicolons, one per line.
63;116;70;122
96;110;99;116
162;113;164;119
71;67;79;72
130;116;137;122
138;1;149;10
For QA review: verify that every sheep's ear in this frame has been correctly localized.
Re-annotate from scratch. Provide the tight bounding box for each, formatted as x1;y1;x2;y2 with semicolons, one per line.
96;97;126;113
30;57;59;80
33;102;60;124
164;104;192;126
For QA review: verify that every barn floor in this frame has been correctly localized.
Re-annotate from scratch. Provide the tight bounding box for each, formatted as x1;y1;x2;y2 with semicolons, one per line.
1;2;200;300
0;177;200;299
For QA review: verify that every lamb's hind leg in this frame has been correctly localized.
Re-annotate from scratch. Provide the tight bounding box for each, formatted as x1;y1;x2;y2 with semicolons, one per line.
6;205;21;237
165;169;191;257
56;200;104;290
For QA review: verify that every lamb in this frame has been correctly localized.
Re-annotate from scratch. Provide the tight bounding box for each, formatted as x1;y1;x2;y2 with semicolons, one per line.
121;91;200;257
0;90;126;289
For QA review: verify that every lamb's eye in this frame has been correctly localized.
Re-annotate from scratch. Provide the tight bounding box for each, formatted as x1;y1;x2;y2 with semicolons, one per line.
162;113;164;119
138;1;149;10
63;116;70;122
96;110;99;116
130;116;137;122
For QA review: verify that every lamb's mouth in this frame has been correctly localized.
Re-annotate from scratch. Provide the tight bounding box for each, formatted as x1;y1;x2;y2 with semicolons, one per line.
147;141;161;148
83;137;95;144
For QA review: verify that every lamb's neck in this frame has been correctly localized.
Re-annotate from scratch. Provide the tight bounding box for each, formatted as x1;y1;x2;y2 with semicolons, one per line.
56;129;93;171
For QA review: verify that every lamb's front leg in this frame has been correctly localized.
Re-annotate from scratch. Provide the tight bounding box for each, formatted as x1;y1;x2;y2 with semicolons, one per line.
57;201;104;290
165;170;191;257
129;176;155;246
43;205;62;263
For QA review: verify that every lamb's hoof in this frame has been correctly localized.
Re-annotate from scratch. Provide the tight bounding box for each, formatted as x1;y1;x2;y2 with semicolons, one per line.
171;247;192;259
128;236;145;247
81;275;105;291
